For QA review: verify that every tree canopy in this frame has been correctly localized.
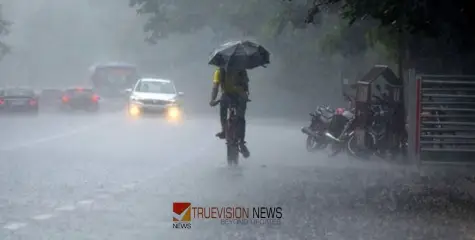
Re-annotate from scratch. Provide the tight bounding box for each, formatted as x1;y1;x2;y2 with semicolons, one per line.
129;0;289;43
129;0;475;72
305;0;475;59
128;0;322;69
0;4;11;59
306;0;475;40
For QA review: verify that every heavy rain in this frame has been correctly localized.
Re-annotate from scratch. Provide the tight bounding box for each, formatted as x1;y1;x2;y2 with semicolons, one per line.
0;0;475;239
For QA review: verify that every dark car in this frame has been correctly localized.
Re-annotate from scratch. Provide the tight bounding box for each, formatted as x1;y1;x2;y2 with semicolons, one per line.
0;88;39;114
60;87;100;112
40;88;63;109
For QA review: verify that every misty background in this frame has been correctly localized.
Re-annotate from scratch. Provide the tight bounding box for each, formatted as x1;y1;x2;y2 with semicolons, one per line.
0;0;392;119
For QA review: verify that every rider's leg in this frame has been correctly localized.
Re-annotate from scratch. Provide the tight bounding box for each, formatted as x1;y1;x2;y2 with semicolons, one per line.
236;97;247;142
236;98;250;157
216;96;228;139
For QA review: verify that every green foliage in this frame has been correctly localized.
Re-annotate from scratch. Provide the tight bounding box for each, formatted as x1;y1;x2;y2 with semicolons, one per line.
127;0;397;62
366;26;398;60
318;19;377;57
0;4;11;59
302;0;475;58
129;0;475;64
129;0;284;43
128;0;320;45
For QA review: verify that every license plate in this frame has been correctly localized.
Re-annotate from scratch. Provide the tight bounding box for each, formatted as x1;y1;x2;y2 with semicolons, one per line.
143;107;165;113
9;100;26;106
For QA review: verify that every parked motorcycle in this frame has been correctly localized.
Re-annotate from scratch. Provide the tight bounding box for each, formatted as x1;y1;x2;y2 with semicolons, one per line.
301;105;334;152
345;104;390;159
323;108;356;156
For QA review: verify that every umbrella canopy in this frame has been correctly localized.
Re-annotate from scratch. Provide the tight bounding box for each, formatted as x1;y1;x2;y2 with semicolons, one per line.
208;40;270;70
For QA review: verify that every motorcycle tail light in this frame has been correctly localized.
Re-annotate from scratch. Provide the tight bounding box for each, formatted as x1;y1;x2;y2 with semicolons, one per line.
335;108;345;115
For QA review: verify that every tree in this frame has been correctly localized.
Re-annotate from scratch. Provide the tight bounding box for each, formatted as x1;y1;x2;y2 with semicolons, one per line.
301;0;475;72
127;0;390;72
0;4;11;59
129;0;475;61
128;0;316;43
309;0;475;41
127;0;325;68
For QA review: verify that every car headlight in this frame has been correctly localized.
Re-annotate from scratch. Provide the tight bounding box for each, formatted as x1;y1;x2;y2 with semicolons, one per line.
128;104;141;116
166;106;181;120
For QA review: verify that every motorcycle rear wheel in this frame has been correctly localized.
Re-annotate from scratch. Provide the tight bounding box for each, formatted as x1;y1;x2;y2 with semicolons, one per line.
306;135;327;152
347;135;372;160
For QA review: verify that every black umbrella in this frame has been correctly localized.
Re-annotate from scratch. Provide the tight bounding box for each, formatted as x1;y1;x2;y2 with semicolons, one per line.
208;40;270;70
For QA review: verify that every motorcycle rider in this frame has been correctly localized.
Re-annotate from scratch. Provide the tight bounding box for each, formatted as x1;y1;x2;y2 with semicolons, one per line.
209;67;250;157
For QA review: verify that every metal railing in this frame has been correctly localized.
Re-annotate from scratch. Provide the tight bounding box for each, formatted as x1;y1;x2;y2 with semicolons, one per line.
417;74;475;164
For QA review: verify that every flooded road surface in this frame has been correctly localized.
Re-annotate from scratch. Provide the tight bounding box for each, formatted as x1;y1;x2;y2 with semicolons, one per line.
0;112;474;240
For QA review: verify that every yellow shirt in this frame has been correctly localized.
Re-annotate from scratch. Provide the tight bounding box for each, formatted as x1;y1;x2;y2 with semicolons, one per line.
213;68;248;94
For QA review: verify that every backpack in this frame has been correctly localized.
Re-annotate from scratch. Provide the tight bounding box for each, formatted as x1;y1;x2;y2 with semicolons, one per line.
219;68;248;95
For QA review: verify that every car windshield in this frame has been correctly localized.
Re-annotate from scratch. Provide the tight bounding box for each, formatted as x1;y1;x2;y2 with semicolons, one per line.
135;81;175;94
3;89;34;96
65;89;94;96
93;67;138;87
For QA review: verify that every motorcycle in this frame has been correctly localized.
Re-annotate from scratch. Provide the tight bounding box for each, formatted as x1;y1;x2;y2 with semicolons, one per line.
301;105;334;152
323;108;356;156
345;104;390;159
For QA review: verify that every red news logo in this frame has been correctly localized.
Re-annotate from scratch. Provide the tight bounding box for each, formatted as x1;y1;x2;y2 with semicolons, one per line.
173;202;192;229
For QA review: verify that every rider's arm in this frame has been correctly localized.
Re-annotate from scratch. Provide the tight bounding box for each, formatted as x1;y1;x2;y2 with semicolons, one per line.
242;70;249;95
210;69;220;102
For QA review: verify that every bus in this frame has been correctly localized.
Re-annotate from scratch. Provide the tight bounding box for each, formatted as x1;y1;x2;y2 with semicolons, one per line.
89;62;140;97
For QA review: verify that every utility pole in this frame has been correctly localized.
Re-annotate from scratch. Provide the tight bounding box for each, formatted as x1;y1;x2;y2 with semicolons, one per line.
399;0;411;118
398;0;408;83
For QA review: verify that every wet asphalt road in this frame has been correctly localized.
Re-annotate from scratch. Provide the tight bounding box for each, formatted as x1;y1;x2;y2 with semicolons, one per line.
0;110;474;240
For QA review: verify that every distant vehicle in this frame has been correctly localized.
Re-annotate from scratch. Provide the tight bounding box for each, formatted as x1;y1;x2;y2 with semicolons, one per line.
89;62;140;98
126;78;184;120
60;87;100;112
40;88;63;109
0;87;39;114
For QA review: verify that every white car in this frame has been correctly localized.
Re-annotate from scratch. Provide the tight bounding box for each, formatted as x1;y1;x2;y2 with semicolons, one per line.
126;78;184;119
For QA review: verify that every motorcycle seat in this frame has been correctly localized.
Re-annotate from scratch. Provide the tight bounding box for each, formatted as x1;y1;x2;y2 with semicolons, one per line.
319;115;333;124
342;111;354;119
320;110;334;118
